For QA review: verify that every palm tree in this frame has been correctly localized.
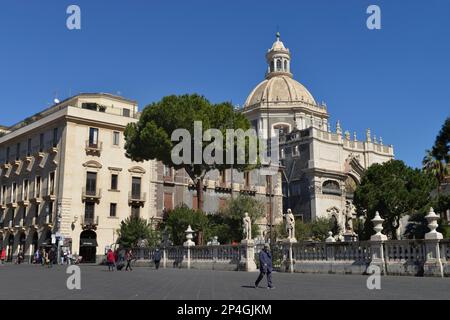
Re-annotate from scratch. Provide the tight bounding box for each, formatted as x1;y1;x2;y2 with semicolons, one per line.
422;149;448;194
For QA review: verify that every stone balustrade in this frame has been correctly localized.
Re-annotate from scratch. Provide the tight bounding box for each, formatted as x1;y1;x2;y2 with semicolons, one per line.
129;209;448;277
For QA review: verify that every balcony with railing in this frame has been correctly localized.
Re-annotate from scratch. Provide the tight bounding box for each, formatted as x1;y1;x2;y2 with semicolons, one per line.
82;187;102;202
85;141;103;155
128;192;146;206
17;189;30;207
239;184;257;195
6;194;17;208
42;187;56;201
215;181;232;192
81;215;99;229
43;214;53;228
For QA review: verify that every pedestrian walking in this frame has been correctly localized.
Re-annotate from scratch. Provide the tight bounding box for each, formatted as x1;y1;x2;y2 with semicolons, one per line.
33;249;40;264
16;250;24;264
153;248;162;270
125;249;134;271
48;248;56;268
106;249;116;271
0;247;6;264
255;244;274;289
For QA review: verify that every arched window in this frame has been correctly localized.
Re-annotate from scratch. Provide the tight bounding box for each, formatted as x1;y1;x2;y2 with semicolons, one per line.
276;59;282;71
270;61;274;72
284;60;288;71
322;180;341;196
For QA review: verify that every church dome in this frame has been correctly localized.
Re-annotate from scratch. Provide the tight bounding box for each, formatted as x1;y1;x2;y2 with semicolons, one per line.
244;33;317;108
244;75;316;107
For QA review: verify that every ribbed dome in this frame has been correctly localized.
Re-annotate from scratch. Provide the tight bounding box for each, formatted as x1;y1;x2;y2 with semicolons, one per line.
244;75;316;107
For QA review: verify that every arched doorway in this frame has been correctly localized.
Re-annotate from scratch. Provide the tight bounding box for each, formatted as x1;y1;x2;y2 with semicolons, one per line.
7;234;14;262
79;230;97;263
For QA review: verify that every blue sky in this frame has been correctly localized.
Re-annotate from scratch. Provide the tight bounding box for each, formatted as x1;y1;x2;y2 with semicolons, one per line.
0;0;449;168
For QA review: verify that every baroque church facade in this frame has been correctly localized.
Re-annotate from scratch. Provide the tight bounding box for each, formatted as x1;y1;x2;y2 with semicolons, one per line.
242;33;394;237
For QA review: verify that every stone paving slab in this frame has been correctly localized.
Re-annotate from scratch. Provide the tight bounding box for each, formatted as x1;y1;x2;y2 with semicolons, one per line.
0;264;449;300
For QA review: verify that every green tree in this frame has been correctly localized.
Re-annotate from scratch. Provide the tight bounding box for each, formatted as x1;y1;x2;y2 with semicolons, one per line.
116;216;161;248
423;150;448;194
432;117;450;163
354;160;436;240
163;205;209;245
219;195;265;243
124;94;257;211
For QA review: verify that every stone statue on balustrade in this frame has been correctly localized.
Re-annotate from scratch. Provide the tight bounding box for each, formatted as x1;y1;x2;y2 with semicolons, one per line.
344;201;356;233
285;209;296;242
242;212;252;241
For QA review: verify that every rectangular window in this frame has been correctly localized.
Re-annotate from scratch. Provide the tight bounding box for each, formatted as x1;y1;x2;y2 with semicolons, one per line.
163;165;172;177
220;170;226;184
49;172;55;195
131;177;141;198
244;172;250;187
35;176;41;198
122;108;131;117
23;180;29;201
53;128;58;147
86;172;97;196
84;202;95;224
111;174;118;190
131;206;140;218
113;131;120;146
27;139;32;157
48;202;54;221
16;143;20;160
89;128;99;147
110;203;117;217
39;133;44;152
12;183;17;202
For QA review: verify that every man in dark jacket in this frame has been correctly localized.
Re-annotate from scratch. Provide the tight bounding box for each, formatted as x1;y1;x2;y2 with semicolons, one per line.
153;249;162;270
255;244;274;289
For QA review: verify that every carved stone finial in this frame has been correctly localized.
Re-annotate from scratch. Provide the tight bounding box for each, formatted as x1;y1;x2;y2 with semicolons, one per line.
425;207;443;240
366;129;371;142
371;211;387;241
379;136;383;145
336;121;342;135
353;132;357;141
327;122;331;133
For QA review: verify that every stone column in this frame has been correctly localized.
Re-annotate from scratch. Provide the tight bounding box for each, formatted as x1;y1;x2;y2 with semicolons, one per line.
325;232;336;263
369;212;387;274
183;225;195;270
283;238;296;273
424;208;444;277
240;239;257;272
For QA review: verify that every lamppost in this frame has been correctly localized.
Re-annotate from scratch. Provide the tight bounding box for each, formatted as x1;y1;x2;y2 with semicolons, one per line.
56;204;62;264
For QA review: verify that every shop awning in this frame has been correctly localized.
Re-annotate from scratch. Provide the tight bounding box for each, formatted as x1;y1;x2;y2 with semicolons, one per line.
80;238;98;247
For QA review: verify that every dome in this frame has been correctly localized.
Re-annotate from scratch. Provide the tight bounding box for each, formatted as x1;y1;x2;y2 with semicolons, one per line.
244;75;316;107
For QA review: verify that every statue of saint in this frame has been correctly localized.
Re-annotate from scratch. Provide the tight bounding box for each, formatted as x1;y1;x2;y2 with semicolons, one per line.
285;209;296;239
345;201;356;232
243;212;252;240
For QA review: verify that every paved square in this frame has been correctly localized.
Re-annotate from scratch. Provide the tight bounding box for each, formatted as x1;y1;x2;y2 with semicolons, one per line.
0;264;449;300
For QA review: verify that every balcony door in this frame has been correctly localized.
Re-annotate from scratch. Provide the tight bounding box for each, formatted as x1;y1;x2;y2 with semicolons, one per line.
84;202;95;225
131;177;141;199
89;128;99;148
86;172;97;196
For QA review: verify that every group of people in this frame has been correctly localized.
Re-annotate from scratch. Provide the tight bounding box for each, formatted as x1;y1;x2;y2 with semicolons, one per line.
105;248;162;272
